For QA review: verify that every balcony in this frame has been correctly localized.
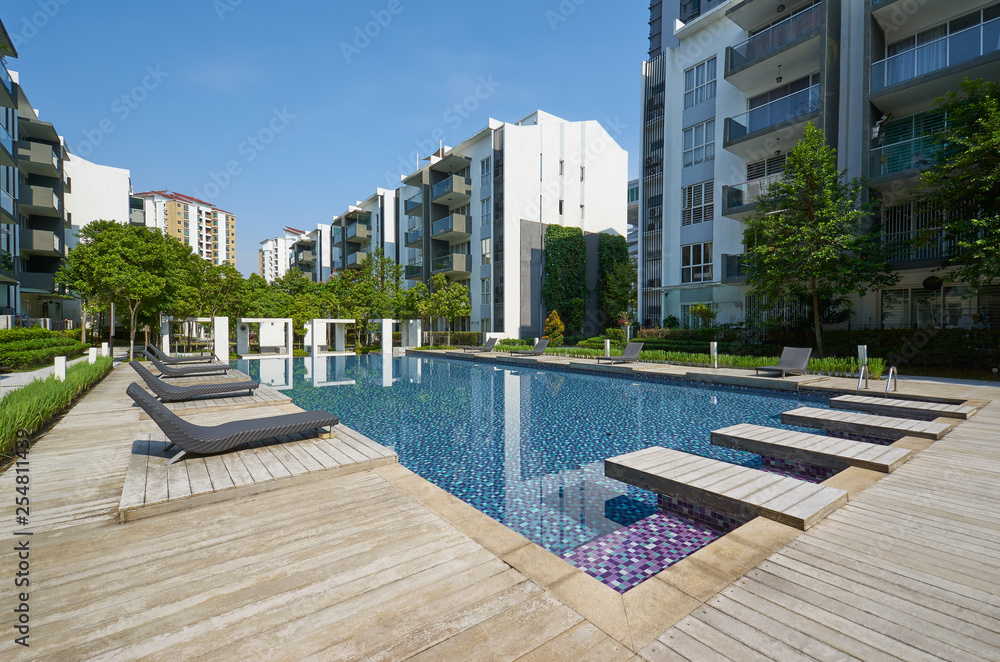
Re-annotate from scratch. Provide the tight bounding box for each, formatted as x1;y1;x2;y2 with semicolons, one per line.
431;214;470;242
885;228;949;265
722;253;748;283
0;124;13;168
345;251;368;269
0;248;15;284
431;253;471;277
19;185;62;217
405;227;423;248
871;15;1000;108
404;194;423;217
724;83;820;159
870;135;941;179
1;187;14;223
725;4;822;92
18;141;60;177
722;174;781;220
0;59;13;109
296;250;316;264
430;175;471;206
17;271;56;294
345;221;371;244
404;263;424;280
20;229;62;257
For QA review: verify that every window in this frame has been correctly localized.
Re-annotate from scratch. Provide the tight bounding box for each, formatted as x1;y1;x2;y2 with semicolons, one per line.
481;157;491;186
580;166;585;182
683;119;715;167
559;200;564;215
580;205;585;221
481;198;492;226
683;57;716;109
746;154;786;181
559;160;565;176
481;278;491;305
682;181;714;225
681;242;713;284
482;238;491;265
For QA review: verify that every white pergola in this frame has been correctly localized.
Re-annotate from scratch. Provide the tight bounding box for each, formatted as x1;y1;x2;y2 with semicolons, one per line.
236;318;294;358
308;319;356;355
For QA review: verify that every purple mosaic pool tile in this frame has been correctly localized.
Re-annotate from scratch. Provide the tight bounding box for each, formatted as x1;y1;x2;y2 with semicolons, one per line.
656;495;744;531
760;455;839;482
826;429;894;446
562;501;744;593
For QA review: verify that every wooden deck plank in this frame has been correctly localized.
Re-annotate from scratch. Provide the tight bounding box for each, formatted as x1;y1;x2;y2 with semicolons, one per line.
831;394;975;420
781;406;952;440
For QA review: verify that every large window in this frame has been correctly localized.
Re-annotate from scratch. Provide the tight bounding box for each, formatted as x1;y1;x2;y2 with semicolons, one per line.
481;238;491;265
481;278;491;306
683;119;715;167
481;198;491;226
480;157;491;186
880;286;1000;329
681;242;713;283
683;57;716;109
682;180;714;226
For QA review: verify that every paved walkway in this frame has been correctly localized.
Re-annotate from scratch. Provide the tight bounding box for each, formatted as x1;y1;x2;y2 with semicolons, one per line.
0;360;998;659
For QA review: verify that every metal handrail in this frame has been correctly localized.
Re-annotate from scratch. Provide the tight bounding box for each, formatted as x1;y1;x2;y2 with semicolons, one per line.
857;364;869;393
885;366;898;397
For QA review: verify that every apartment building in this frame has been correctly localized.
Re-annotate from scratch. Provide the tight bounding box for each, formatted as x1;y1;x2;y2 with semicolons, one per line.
638;0;1000;330
289;223;332;283
259;229;297;282
627;178;640;262
332;187;399;275
399;110;627;337
135;190;236;266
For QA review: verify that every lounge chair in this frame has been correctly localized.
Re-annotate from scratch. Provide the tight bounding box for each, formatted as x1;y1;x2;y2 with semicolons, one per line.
596;341;644;364
463;337;498;353
130;360;259;402
127;382;339;465
146;344;216;364
143;351;230;378
510;339;549;357
755;347;813;378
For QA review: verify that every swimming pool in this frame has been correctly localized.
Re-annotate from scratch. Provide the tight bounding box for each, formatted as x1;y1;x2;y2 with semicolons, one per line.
235;354;832;591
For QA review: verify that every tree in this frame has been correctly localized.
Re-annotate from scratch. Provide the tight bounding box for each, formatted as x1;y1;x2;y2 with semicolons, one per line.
743;123;899;357
541;225;587;333
918;78;1000;290
543;310;564;346
597;234;633;329
420;274;471;347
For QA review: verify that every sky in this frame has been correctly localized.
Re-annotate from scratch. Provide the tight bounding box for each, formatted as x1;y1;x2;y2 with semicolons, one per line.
5;0;650;276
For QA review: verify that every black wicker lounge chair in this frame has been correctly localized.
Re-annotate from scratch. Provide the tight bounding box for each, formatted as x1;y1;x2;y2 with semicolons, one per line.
146;344;216;364
755;347;813;378
130;360;258;403
463;337;498;353
127;382;339;465
596;341;644;365
143;351;230;378
510;339;549;357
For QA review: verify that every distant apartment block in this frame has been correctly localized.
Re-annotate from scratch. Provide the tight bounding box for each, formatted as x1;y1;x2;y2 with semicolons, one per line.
332;187;399;275
259;229;297;282
638;0;1000;329
135;190;236;266
627;178;640;262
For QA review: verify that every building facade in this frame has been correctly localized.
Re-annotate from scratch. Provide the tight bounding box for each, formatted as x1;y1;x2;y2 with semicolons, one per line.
332;187;399;276
638;0;1000;330
399;110;627;337
135;190;236;266
258;229;298;282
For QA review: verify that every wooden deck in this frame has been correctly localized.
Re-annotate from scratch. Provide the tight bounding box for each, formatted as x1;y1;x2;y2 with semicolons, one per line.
830;394;977;420
782;406;954;440
711;423;913;473
119;421;397;522
606;447;848;530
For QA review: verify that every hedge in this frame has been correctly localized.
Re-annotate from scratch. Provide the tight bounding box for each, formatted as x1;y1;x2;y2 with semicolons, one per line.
0;341;89;371
0;328;53;343
0;357;115;460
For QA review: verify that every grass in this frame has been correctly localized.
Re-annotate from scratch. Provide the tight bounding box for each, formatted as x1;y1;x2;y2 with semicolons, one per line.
0;357;115;461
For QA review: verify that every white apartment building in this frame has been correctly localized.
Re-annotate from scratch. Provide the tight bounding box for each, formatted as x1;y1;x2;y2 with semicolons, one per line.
399;110;627;337
639;0;1000;330
63;154;133;233
135;190;236;266
332;187;399;275
289;223;332;283
258;229;297;282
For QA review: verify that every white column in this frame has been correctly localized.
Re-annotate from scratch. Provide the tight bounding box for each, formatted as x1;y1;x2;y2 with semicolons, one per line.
287;319;294;357
710;342;718;369
310;320;320;356
378;319;394;355
604;339;610;357
160;315;170;351
54;356;66;381
88;347;98;364
236;320;250;355
214;316;229;362
334;323;346;352
101;342;109;357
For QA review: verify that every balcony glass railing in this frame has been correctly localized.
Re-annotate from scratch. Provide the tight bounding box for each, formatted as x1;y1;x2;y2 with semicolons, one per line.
404;263;423;279
1;188;12;216
728;83;820;141
724;254;748;281
872;16;1000;92
0;59;10;94
404;194;422;215
729;4;822;70
405;227;423;245
432;214;468;237
432;253;469;272
431;178;456;200
0;248;13;273
870;135;942;176
347;252;367;267
725;173;782;209
0;124;12;157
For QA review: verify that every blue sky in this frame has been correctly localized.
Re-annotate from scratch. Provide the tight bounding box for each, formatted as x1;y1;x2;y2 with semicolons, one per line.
5;0;649;275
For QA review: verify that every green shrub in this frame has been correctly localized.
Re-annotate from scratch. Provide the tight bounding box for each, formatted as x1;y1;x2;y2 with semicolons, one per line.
0;357;114;460
0;342;89;371
543;310;565;347
605;327;626;348
0;328;52;343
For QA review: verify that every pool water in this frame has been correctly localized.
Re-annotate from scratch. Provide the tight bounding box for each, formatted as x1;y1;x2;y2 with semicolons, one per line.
235;354;832;590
